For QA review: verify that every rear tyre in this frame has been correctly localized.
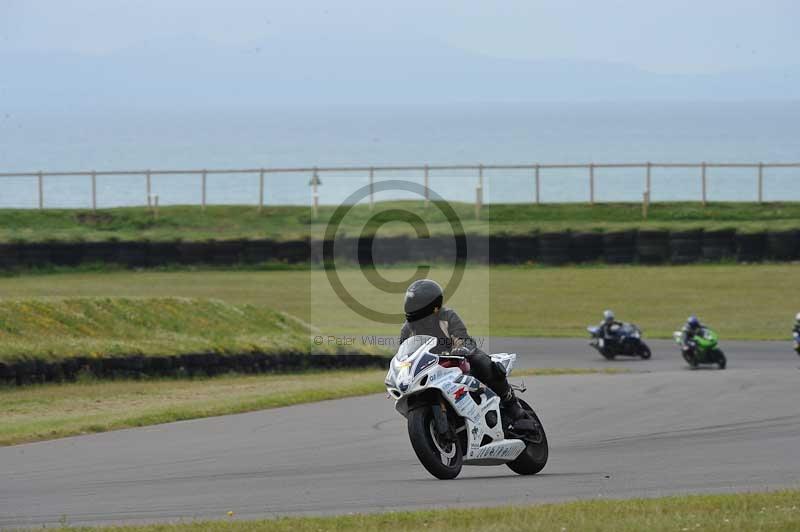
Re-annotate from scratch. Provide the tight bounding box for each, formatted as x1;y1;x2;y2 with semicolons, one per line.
407;406;463;480
601;348;615;360
715;349;727;370
638;342;652;360
506;399;548;476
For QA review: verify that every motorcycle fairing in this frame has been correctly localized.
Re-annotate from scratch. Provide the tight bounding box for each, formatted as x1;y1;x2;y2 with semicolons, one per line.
387;336;526;465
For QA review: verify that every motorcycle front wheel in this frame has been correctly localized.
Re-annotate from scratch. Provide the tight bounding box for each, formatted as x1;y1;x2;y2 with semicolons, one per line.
407;405;463;480
638;342;652;360
506;399;549;476
714;349;727;369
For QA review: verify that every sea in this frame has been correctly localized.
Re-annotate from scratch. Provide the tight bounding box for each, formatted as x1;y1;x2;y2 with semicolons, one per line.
1;101;798;208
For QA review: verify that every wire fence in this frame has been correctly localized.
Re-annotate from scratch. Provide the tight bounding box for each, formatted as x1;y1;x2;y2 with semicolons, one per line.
1;162;799;210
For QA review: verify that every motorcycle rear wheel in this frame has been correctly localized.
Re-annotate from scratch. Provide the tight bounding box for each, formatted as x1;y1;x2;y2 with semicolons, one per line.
407;406;463;480
506;399;549;476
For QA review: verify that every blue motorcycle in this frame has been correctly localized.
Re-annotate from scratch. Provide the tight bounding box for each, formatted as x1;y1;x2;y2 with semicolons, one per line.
587;323;652;360
794;330;800;356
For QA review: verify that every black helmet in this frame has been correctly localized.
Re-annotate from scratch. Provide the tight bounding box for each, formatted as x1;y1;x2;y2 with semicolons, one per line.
404;279;443;322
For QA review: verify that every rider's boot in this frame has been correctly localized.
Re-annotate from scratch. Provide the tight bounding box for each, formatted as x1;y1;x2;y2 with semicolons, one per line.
500;387;536;432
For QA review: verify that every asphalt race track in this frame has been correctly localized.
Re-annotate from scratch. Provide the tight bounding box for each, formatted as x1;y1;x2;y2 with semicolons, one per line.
1;339;799;528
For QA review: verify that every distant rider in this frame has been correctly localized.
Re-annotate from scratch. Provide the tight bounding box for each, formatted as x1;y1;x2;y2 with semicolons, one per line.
598;310;624;342
793;313;800;336
399;279;532;429
680;315;705;353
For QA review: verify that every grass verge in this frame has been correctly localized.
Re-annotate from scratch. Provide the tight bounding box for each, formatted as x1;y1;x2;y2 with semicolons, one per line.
0;264;796;339
44;490;800;531
2;201;800;242
0;367;619;446
0;297;377;365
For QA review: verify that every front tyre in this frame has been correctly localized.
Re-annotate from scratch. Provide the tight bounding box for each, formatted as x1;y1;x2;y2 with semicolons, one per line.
407;406;462;480
715;349;727;369
638;342;652;360
506;399;549;476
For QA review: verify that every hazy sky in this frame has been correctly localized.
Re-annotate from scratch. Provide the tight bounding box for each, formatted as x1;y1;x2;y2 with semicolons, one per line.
2;0;798;74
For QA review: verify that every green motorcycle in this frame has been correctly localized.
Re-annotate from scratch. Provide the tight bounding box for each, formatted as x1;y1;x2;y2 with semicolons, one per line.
672;328;726;369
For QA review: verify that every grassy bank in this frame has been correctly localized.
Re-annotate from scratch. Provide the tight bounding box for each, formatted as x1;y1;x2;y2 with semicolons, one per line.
0;368;622;446
2;202;800;243
0;264;796;339
44;490;800;531
0;297;378;365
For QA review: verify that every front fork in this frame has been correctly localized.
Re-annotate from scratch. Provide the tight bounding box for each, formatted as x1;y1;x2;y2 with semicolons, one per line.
431;399;450;437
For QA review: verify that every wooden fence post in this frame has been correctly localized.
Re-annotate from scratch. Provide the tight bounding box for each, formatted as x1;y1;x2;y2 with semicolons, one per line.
311;168;320;219
701;162;707;206
369;167;374;210
423;165;430;207
535;164;540;205
259;169;265;212
38;171;44;209
589;163;595;205
201;170;207;210
758;163;764;204
91;170;97;210
146;170;152;207
476;164;484;220
646;162;652;193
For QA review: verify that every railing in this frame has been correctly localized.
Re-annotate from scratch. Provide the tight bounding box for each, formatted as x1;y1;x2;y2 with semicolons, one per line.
1;162;799;211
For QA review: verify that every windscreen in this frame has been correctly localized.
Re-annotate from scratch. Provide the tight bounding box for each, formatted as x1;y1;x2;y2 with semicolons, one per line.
395;335;436;360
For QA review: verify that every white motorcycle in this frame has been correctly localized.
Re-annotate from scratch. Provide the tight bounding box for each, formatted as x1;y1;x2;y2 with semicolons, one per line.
385;334;548;479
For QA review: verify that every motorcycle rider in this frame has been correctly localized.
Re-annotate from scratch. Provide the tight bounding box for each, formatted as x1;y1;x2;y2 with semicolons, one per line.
793;313;800;336
399;279;532;428
598;310;624;342
680;315;705;353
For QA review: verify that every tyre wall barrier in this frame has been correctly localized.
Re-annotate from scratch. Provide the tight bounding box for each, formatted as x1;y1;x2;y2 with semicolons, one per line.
570;232;603;263
147;241;180;266
0;351;390;385
670;230;703;264
177;241;209;264
603;231;637;264
19;242;53;267
637;230;670;264
702;229;736;261
210;239;245;265
0;230;798;271
466;235;490;264
82;241;119;264
0;243;20;269
766;230;799;261
244;239;275;263
504;234;538;263
116;241;149;267
273;239;311;263
538;232;571;265
489;235;509;263
50;242;85;267
736;232;766;263
370;236;409;264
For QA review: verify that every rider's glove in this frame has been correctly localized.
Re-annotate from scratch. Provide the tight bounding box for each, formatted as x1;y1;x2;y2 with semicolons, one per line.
450;346;473;358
